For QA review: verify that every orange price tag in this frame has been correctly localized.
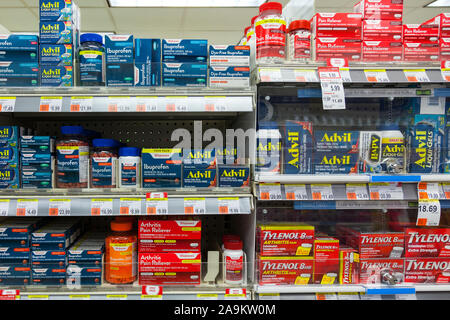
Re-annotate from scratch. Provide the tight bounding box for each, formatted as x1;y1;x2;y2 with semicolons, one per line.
446;192;450;199
147;207;156;215
108;104;118;112
347;192;357;200
370;192;380;200
120;207;129;215
219;206;228;214
185;207;194;214
166;104;175;111
136;104;146;112
16;208;26;216
39;104;49;112
70;104;80;112
260;192;270;200
91;208;100;216
205;104;214;111
296;76;306;82
417;218;427;226
407;76;417;82
312;192;322;200
419;192;429;200
367;76;377;82
49;208;58;216
286;192;295;200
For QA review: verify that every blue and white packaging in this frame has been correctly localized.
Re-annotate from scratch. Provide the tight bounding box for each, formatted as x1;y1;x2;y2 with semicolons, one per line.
0;146;19;167
0;127;21;146
282;121;313;174
0;76;39;87
40;65;73;87
0;219;42;245
105;34;134;86
182;149;216;168
217;165;250;188
134;62;161;87
39;21;76;44
0;62;39;78
40;44;73;66
20;153;53;165
141;148;182;188
135;38;161;63
0;167;19;189
162;39;208;62
0;34;39;51
209;66;250;88
162;62;207;87
0;51;38;63
0;247;30;260
183;166;217;188
209;45;250;66
39;0;78;22
0;266;31;278
31;250;66;266
20;136;55;154
256;123;281;173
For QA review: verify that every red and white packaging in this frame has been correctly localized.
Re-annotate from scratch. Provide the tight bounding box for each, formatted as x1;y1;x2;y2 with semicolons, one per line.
354;0;403;21
403;41;440;62
312;13;362;39
362;40;403;61
313;237;340;284
257;224;314;256
359;258;404;284
405;258;450;283
313;37;362;61
258;256;314;285
362;20;402;41
405;228;450;258
138;252;201;285
339;246;360;284
403;22;440;43
439;13;450;38
138;219;201;253
441;38;450;60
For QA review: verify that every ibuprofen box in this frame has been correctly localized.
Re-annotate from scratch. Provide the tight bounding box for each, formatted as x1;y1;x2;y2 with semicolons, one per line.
0;50;38;63
313;37;362;61
162;39;208;63
39;44;73;66
362;20;402;41
217;165;250;188
339;246;360;284
105;35;134;87
0;62;40;78
138;219;201;253
139;252;201;285
258;256;314;285
313;237;340;284
359;258;404;284
0;247;30;260
403;41;440;62
0;218;42;247
141;148;182;188
405;258;450;284
209;45;250;66
209;66;250;88
354;0;403;21
405;228;450;258
31;250;67;269
20;136;55;154
257;224;314;256
312;13;362;39
282;121;313;174
362;40;403;61
0;34;39;52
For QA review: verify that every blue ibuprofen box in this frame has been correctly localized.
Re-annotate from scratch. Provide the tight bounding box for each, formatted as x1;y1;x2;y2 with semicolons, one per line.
0;247;30;260
20;153;53;165
134;62;161;87
162;39;208;62
162;63;207;78
0;50;38;63
105;35;134;63
135;38;161;63
282;121;313;174
0;266;31;278
0;62;40;78
0;34;39;51
142;148;182;188
217;165;250;188
20;136;55;154
209;45;250;66
0;76;39;87
39;44;73;66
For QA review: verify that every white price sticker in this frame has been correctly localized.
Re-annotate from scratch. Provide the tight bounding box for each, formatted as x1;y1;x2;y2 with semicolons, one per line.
165;96;188;112
0;200;9;216
184;198;206;214
346;184;369;200
49;199;71;216
293;69;319;82
364;69;390;82
417;182;444;200
311;184;334;200
119;198;141;215
39;96;62;112
420;96;445;115
259;68;282;82
91;199;113;216
225;288;247;300
141;286;163;300
339;68;352;82
369;182;404;200
417;199;441;227
70;96;93;112
0;97;15;112
318;67;346;110
69;295;91;300
259;183;282;200
285;184;308;200
204;96;227;112
135;96;159;112
146;193;169;215
404;69;430;82
106;295;127;300
108;96;134;112
218;197;240;214
16;199;38;216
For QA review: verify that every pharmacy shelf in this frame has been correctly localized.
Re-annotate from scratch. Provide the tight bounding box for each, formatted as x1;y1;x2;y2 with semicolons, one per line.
0;190;253;216
0;87;255;113
254;62;447;84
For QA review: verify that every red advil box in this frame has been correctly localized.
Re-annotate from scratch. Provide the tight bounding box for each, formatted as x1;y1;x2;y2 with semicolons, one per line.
405;258;450;283
359;258;404;284
138;252;201;285
313;38;362;61
362;20;402;41
362;40;403;61
257;224;314;256
404;228;450;258
403;41;440;62
313;237;340;284
353;0;403;21
258;256;314;285
312;13;362;39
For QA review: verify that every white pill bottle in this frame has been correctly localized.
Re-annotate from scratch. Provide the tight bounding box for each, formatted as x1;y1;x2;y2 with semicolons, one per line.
118;147;141;188
224;239;245;285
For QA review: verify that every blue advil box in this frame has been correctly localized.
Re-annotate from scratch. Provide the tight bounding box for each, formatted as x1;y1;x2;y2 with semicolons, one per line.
39;0;77;22
39;21;75;44
282;121;313;174
182;149;217;188
40;65;73;87
0;167;19;189
0;146;19;167
39;44;73;66
217;165;250;188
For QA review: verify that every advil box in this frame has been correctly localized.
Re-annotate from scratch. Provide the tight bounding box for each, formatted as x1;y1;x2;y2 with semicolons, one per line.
312;13;362;39
282;121;313;174
345;228;405;259
362;20;402;41
258;256;314;285
339;247;360;284
359;258;404;284
405;258;450;283
313;237;340;284
405;228;450;258
139;252;201;285
353;0;403;21
257;224;314;256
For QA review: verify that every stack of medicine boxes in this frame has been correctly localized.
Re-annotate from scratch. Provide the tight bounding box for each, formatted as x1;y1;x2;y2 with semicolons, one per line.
39;0;80;87
134;38;161;87
67;232;105;286
208;45;250;88
162;39;208;87
20;136;54;189
31;218;83;285
105;35;134;86
0;126;22;189
0;218;44;286
0;34;39;87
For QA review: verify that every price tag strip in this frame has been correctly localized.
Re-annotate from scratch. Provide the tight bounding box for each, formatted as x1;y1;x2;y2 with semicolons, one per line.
417;199;441;227
49;199;71;216
318;67;346;110
69;295;91;300
285;184;308;200
16;199;38;216
107;96;134;112
196;294;218;300
364;69;390;83
204;96;227;112
340;68;352;82
39;96;63;112
404;69;430;82
0;199;9;216
316;293;338;300
224;288;247;300
165;96;189;112
293;69;319;82
146;192;169;215
119;198;142;215
70;96;93;112
258;293;280;300
369;183;404;200
184;198;206;214
259;183;282;200
141;286;163;300
258;68;282;82
0;97;16;112
417;182;444;200
135;96;159;112
311;184;334;200
106;294;128;300
441;61;450;82
218;197;240;214
346;184;369;200
91;199;113;216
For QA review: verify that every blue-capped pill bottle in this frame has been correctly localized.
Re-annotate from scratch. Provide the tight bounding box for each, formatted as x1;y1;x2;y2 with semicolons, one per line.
119;147;141;189
79;33;105;86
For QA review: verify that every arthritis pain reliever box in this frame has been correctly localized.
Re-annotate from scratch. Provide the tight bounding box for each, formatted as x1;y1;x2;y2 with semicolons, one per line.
138;219;201;245
258;256;314;285
257;224;314;256
209;45;250;66
405;228;450;258
362;40;403;62
313;237;340;284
